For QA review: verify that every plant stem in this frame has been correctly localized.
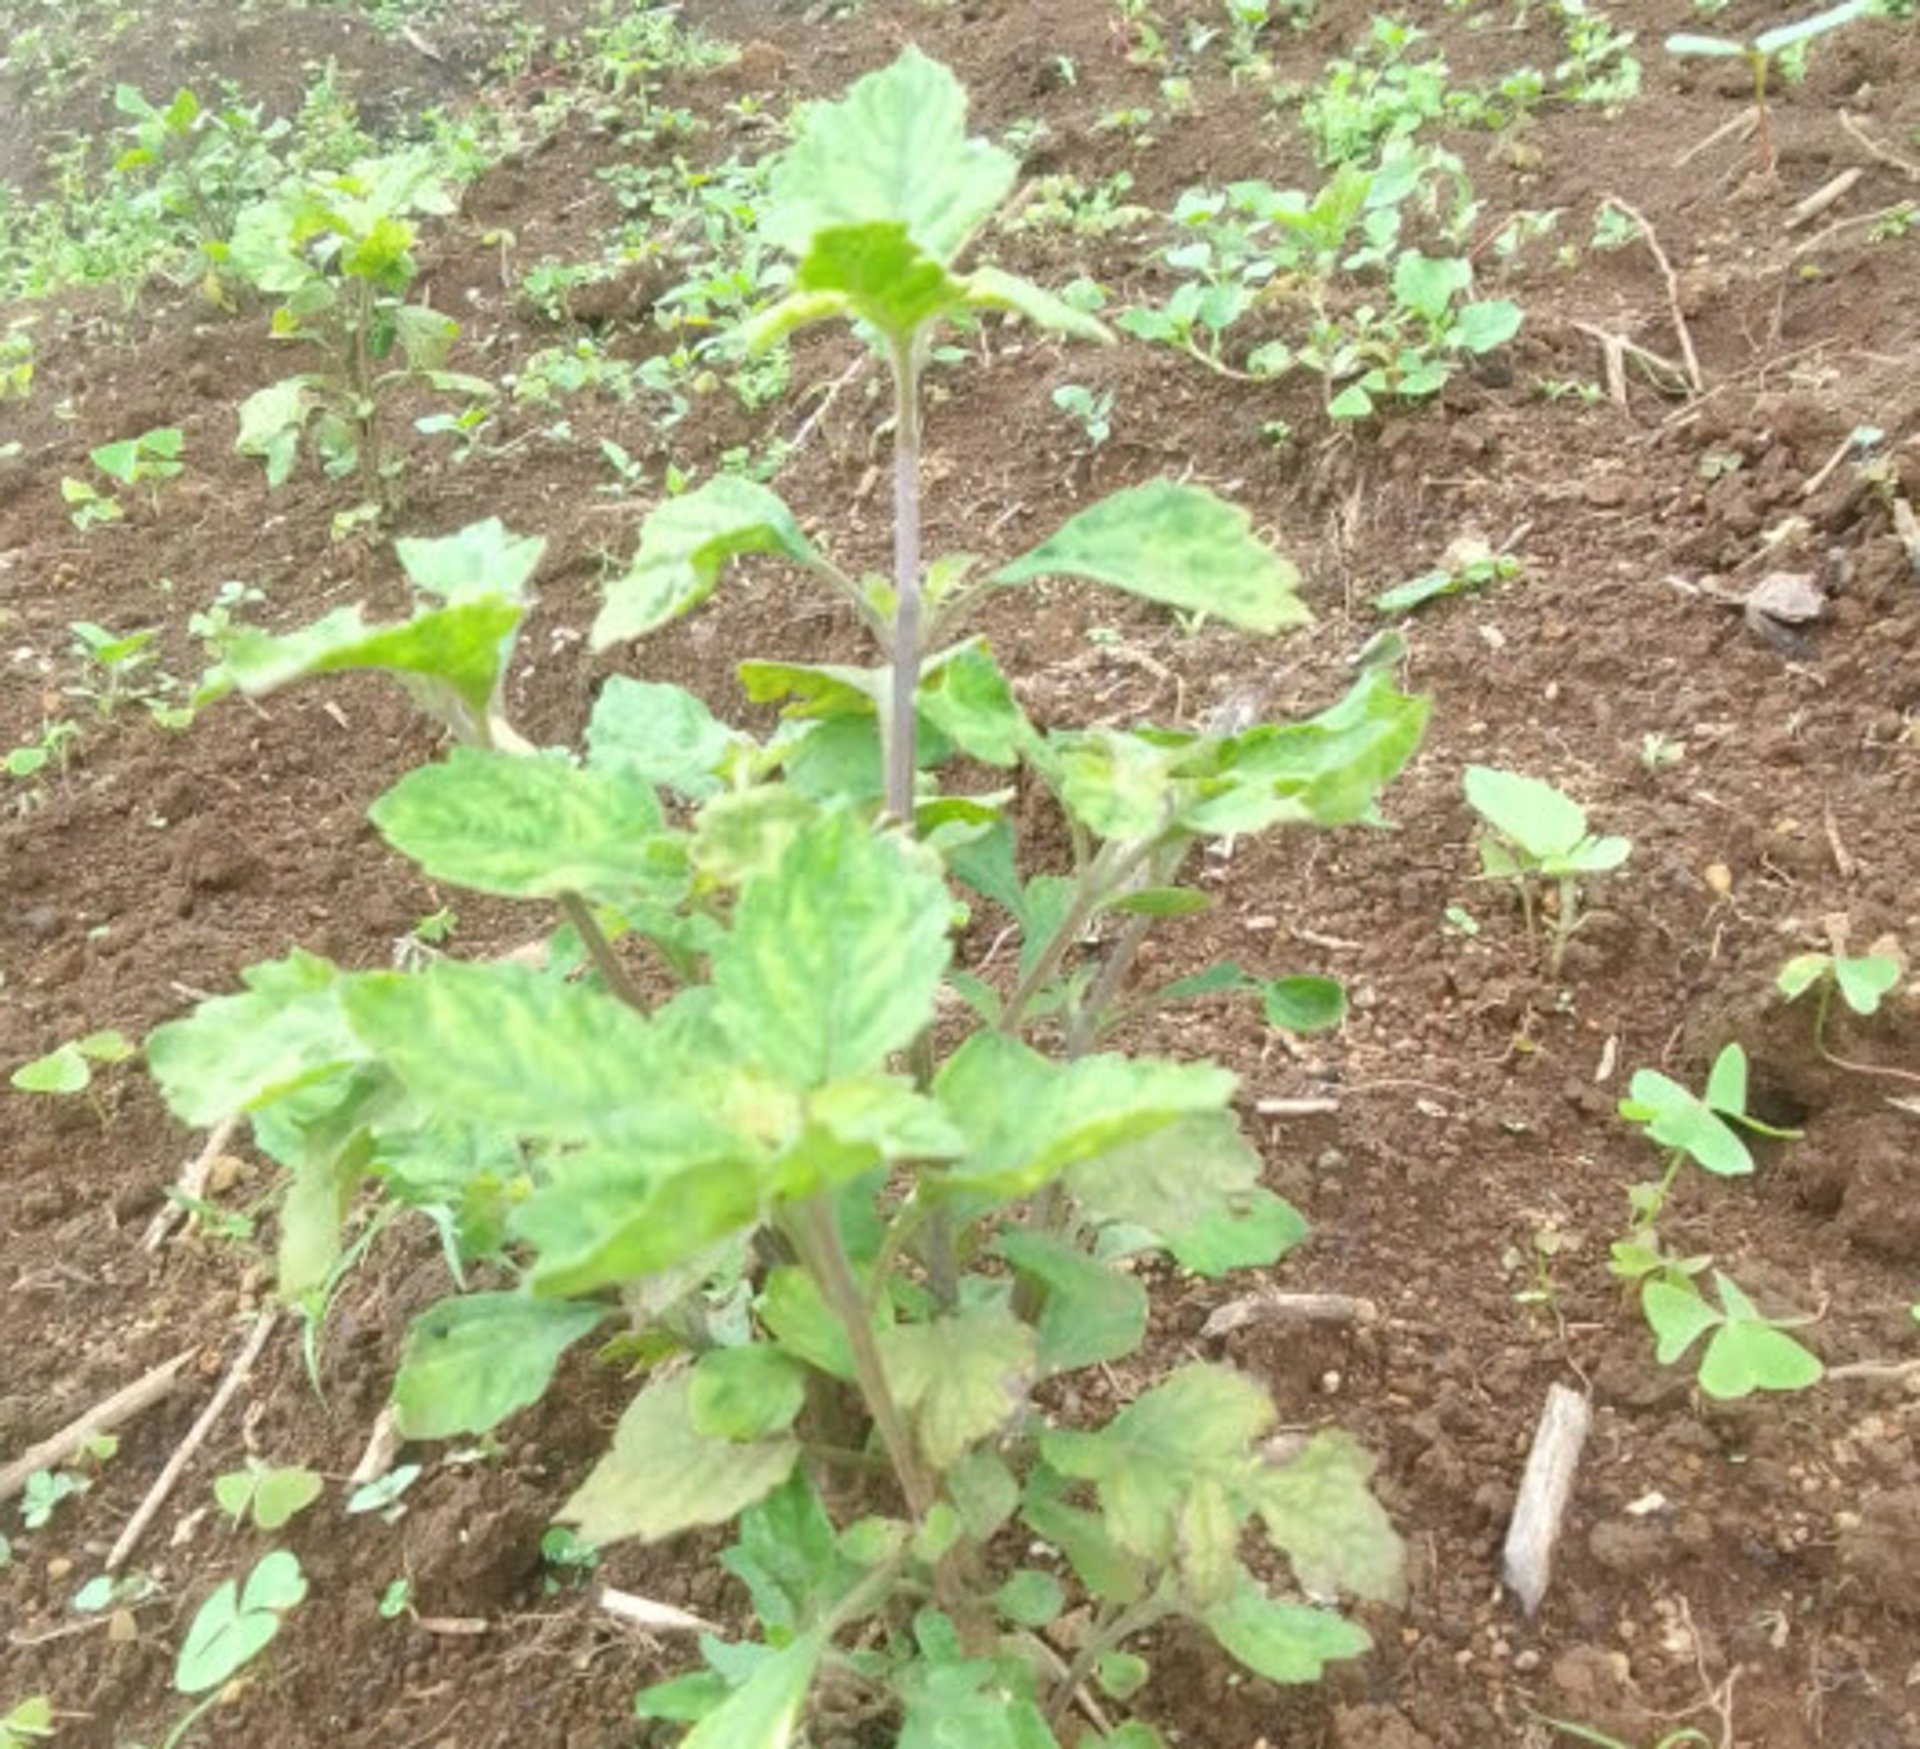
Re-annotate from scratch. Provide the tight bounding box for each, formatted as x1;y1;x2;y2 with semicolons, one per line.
558;893;649;1013
1813;981;1920;1087
791;1199;934;1524
999;839;1156;1037
1044;1593;1169;1725
884;332;925;828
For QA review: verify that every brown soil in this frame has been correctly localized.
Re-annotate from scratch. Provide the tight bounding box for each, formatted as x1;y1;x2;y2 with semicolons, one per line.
4;1;1919;1746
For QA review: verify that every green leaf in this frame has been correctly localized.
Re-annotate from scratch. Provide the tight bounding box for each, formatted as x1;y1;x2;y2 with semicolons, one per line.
1372;568;1463;615
878;1304;1036;1468
917;643;1041;768
1095;1654;1151;1702
946;1450;1020;1542
1834;953;1899;1016
1754;0;1869;56
759;1266;858;1382
213;1461;323;1531
1619;1069;1753;1178
994;1570;1066;1629
1244;1430;1404;1604
723;1471;862;1639
1454;299;1522;353
561;1373;799;1548
211;598;524;721
1775;952;1831;1002
515;1147;765;1299
712;811;952;1088
935;1033;1236;1200
1039;1365;1271;1579
11;1043;89;1094
77;1029;134;1064
588;676;737;799
1066;1111;1265;1250
1327;382;1374;419
146;951;362;1126
1701;1042;1748;1116
1199;1570;1371;1683
175;1550;308;1695
680;1627;831;1749
342;963;702;1143
1664;32;1748;56
791;223;971;336
994;482;1308;635
1050;729;1179;840
1463;766;1588;860
1167;1187;1308;1277
961;266;1114;343
762;48;1016;264
1102;886;1212;918
1641;1277;1723;1365
394;519;544;607
593;477;823;650
689;1346;809;1443
1390;251;1470;324
369;748;683;905
996;1231;1149;1372
391;1293;608;1439
1021;1465;1149;1606
1261;976;1346;1033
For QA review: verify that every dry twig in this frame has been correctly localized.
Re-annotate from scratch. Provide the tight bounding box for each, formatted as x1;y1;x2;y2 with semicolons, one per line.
1839;110;1920;183
0;1351;193;1505
1202;1292;1380;1339
106;1311;278;1571
1599;196;1704;396
142;1117;238;1251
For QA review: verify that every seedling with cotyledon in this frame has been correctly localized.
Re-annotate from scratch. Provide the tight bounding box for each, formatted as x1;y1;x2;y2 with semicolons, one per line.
1609;1043;1822;1399
148;53;1427;1744
1463;765;1629;976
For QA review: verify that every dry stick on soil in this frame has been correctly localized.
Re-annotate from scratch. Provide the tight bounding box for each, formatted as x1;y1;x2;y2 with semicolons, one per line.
1200;1291;1380;1339
597;1586;722;1636
106;1309;278;1572
1674;107;1757;170
1827;1357;1920;1383
142;1115;238;1251
1502;1383;1591;1618
0;1350;194;1505
1838;110;1920;183
1792;201;1920;257
1569;319;1687;404
1599;196;1704;397
1783;167;1865;233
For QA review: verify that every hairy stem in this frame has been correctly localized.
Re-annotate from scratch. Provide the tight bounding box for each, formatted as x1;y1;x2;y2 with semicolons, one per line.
1044;1593;1170;1725
559;892;650;1013
999;839;1156;1037
791;1199;934;1523
884;332;926;827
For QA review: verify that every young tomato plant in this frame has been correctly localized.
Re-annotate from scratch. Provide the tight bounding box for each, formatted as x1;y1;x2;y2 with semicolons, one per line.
228;152;493;506
1609;1043;1821;1399
151;53;1427;1744
1462;765;1629;976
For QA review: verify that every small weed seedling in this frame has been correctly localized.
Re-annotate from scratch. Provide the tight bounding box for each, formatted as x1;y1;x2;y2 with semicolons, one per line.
212;1461;323;1531
66;622;172;720
1610;1043;1821;1398
1778;947;1917;1086
91;427;185;515
19;1468;90;1531
5;718;81;791
1051;383;1115;448
1462;766;1629;975
1667;0;1872;173
12;1029;135;1125
151;52;1427;1744
143;1550;307;1749
0;322;32;400
187;581;267;661
1535;1715;1711;1749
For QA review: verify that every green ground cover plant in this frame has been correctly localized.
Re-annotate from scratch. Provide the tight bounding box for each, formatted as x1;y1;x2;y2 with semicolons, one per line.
1776;946;1916;1085
146;51;1427;1745
1610;1044;1822;1399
